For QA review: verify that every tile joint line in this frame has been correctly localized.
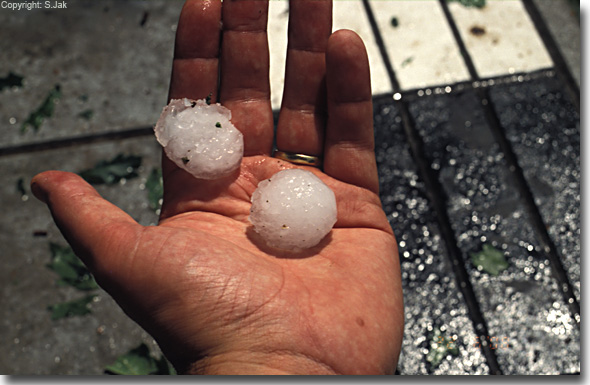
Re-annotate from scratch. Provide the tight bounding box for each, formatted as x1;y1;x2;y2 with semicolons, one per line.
0;126;154;157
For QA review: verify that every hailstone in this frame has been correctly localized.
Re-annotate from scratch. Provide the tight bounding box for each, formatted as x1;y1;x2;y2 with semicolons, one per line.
249;169;338;251
154;98;243;180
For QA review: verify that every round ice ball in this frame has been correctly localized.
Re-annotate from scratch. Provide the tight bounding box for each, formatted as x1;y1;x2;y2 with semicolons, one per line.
154;98;243;180
249;169;338;251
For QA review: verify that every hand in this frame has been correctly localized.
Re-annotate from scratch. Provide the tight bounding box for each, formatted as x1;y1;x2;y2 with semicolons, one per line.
31;0;403;375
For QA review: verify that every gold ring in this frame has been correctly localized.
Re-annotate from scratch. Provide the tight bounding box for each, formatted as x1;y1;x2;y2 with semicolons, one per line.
273;150;322;168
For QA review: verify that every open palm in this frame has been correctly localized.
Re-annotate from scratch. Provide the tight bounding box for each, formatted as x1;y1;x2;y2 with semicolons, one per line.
32;0;403;375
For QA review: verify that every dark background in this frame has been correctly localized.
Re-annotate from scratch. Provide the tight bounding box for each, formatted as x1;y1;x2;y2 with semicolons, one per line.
0;0;580;375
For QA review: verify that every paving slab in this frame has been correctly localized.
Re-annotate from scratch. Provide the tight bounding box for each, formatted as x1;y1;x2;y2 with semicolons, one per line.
370;0;470;90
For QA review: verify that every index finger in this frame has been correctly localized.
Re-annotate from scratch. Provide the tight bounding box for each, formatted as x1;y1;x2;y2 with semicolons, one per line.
323;30;378;194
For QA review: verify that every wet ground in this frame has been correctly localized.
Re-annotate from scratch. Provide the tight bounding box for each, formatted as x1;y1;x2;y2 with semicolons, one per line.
0;0;580;375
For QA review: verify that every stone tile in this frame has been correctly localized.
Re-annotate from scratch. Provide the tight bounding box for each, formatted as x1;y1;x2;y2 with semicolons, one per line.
408;89;579;374
370;0;470;90
0;0;181;147
448;0;553;78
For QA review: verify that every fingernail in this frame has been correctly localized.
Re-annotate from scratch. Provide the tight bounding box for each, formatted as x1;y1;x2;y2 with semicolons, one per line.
30;177;48;204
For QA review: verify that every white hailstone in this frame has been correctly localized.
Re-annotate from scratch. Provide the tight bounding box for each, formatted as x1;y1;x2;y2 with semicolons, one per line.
154;98;243;180
249;169;338;251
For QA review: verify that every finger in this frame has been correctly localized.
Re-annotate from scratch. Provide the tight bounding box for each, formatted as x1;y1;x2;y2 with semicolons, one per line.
275;0;332;156
168;0;222;101
164;0;222;185
219;0;274;156
324;30;379;194
30;171;142;287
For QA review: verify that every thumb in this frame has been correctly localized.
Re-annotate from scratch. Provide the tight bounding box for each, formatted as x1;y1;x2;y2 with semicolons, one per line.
31;171;142;286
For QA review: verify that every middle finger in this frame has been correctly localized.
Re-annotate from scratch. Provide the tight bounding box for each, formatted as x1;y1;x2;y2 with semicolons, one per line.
219;0;274;156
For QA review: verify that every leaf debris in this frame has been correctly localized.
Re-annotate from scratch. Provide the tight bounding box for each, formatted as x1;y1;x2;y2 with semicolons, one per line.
470;243;509;276
145;167;163;212
447;0;486;8
105;343;176;375
0;72;24;91
48;295;97;320
20;84;61;134
78;154;142;185
426;328;459;369
47;243;98;291
78;109;94;121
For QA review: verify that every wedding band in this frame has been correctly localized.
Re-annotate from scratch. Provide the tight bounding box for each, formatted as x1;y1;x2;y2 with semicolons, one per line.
273;150;322;168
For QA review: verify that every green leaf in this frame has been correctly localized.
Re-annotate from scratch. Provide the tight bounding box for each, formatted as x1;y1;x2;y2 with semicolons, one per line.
105;343;176;375
47;243;98;291
155;355;177;375
20;84;61;134
390;16;399;28
16;177;27;197
401;56;414;68
470;244;509;276
447;0;486;9
48;295;96;320
426;328;459;369
145;168;163;212
78;109;94;121
79;154;142;185
0;72;24;91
